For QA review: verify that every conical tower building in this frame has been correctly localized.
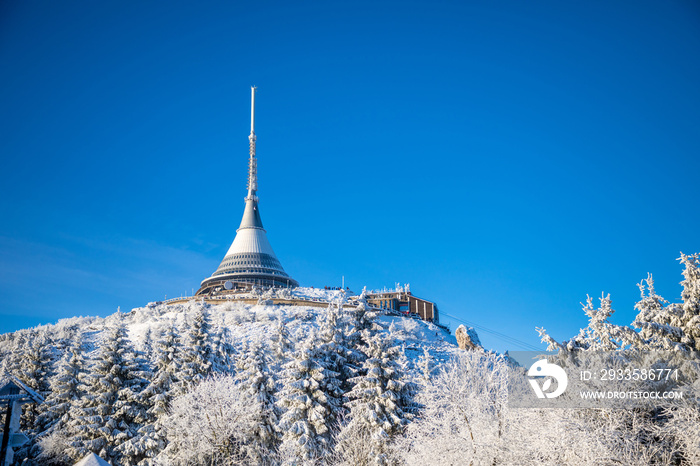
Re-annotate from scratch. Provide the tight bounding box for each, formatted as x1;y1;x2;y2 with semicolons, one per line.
196;87;298;295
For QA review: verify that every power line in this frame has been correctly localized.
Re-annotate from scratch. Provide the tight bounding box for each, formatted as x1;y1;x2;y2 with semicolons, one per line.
441;311;542;351
454;319;541;351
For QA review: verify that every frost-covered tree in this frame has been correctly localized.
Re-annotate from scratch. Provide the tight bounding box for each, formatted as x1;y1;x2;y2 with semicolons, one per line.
19;333;54;433
542;253;700;353
159;375;259;465
233;341;279;463
276;331;336;463
66;323;148;464
658;397;700;465
416;347;433;386
632;273;683;350
338;330;408;466
149;325;183;399
250;285;262;298
537;293;643;351
51;323;79;358
318;304;354;413
211;323;235;373
0;331;27;377
392;335;420;422
395;351;508;465
270;318;294;363
345;300;379;354
677;252;700;350
531;253;700;464
113;347;152;466
178;307;214;393
395;351;673;465
630;253;700;352
118;325;181;464
142;328;155;362
39;337;86;433
350;301;378;334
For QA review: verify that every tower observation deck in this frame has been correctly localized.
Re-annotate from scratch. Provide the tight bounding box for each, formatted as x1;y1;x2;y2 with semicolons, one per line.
196;87;298;295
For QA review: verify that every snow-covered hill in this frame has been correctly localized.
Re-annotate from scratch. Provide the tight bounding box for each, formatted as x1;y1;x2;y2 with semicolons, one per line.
0;293;466;465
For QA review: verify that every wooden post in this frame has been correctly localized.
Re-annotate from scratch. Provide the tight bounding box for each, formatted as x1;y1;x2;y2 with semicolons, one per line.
0;400;13;466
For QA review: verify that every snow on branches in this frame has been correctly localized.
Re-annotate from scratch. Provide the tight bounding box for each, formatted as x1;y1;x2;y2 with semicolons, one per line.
538;252;700;352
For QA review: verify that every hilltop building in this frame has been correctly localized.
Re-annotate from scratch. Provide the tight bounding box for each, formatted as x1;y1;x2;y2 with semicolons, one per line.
365;289;439;323
196;87;298;296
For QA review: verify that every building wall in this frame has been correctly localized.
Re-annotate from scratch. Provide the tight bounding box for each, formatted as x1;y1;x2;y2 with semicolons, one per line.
410;296;436;321
365;291;439;323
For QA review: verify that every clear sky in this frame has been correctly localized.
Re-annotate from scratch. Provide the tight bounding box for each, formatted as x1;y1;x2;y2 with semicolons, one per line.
1;0;699;352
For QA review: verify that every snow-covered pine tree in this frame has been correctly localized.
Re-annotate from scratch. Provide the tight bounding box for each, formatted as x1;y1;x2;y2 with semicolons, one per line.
211;321;235;373
541;253;700;353
114;344;152;464
177;307;214;393
19;332;54;434
417;347;432;386
270;318;294;364
340;330;409;466
345;298;379;353
232;340;279;463
351;300;376;333
142;327;155;363
318;303;354;415
530;254;700;465
633;253;700;351
39;337;86;434
145;325;181;417
53;323;79;351
117;325;182;464
632;273;682;350
66;323;148;464
678;252;700;350
276;330;336;463
6;332;56;464
392;330;419;422
537;293;643;351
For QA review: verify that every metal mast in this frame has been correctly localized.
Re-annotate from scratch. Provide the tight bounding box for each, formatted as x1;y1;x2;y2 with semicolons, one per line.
247;86;258;201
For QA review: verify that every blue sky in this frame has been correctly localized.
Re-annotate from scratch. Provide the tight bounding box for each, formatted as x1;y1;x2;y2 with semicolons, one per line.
1;0;699;352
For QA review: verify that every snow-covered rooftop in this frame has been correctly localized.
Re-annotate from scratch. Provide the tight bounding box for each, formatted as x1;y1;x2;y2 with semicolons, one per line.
73;453;110;466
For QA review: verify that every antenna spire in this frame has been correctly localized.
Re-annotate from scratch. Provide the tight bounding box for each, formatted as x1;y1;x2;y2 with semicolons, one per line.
247;86;258;200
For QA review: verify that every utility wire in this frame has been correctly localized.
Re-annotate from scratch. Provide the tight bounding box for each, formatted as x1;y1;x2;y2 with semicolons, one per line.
441;311;542;351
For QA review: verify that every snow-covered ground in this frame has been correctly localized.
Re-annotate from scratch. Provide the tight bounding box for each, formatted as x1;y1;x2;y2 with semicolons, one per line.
127;300;459;366
0;298;467;465
290;286;349;302
0;298;462;376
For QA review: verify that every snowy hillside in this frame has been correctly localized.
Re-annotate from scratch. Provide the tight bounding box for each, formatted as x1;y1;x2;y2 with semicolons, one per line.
106;300;456;363
0;296;463;465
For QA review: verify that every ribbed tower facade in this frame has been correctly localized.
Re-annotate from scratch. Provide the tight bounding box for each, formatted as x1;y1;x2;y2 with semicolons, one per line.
196;87;298;295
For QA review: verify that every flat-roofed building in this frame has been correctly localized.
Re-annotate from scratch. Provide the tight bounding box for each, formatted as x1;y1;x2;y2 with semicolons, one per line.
365;289;439;323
